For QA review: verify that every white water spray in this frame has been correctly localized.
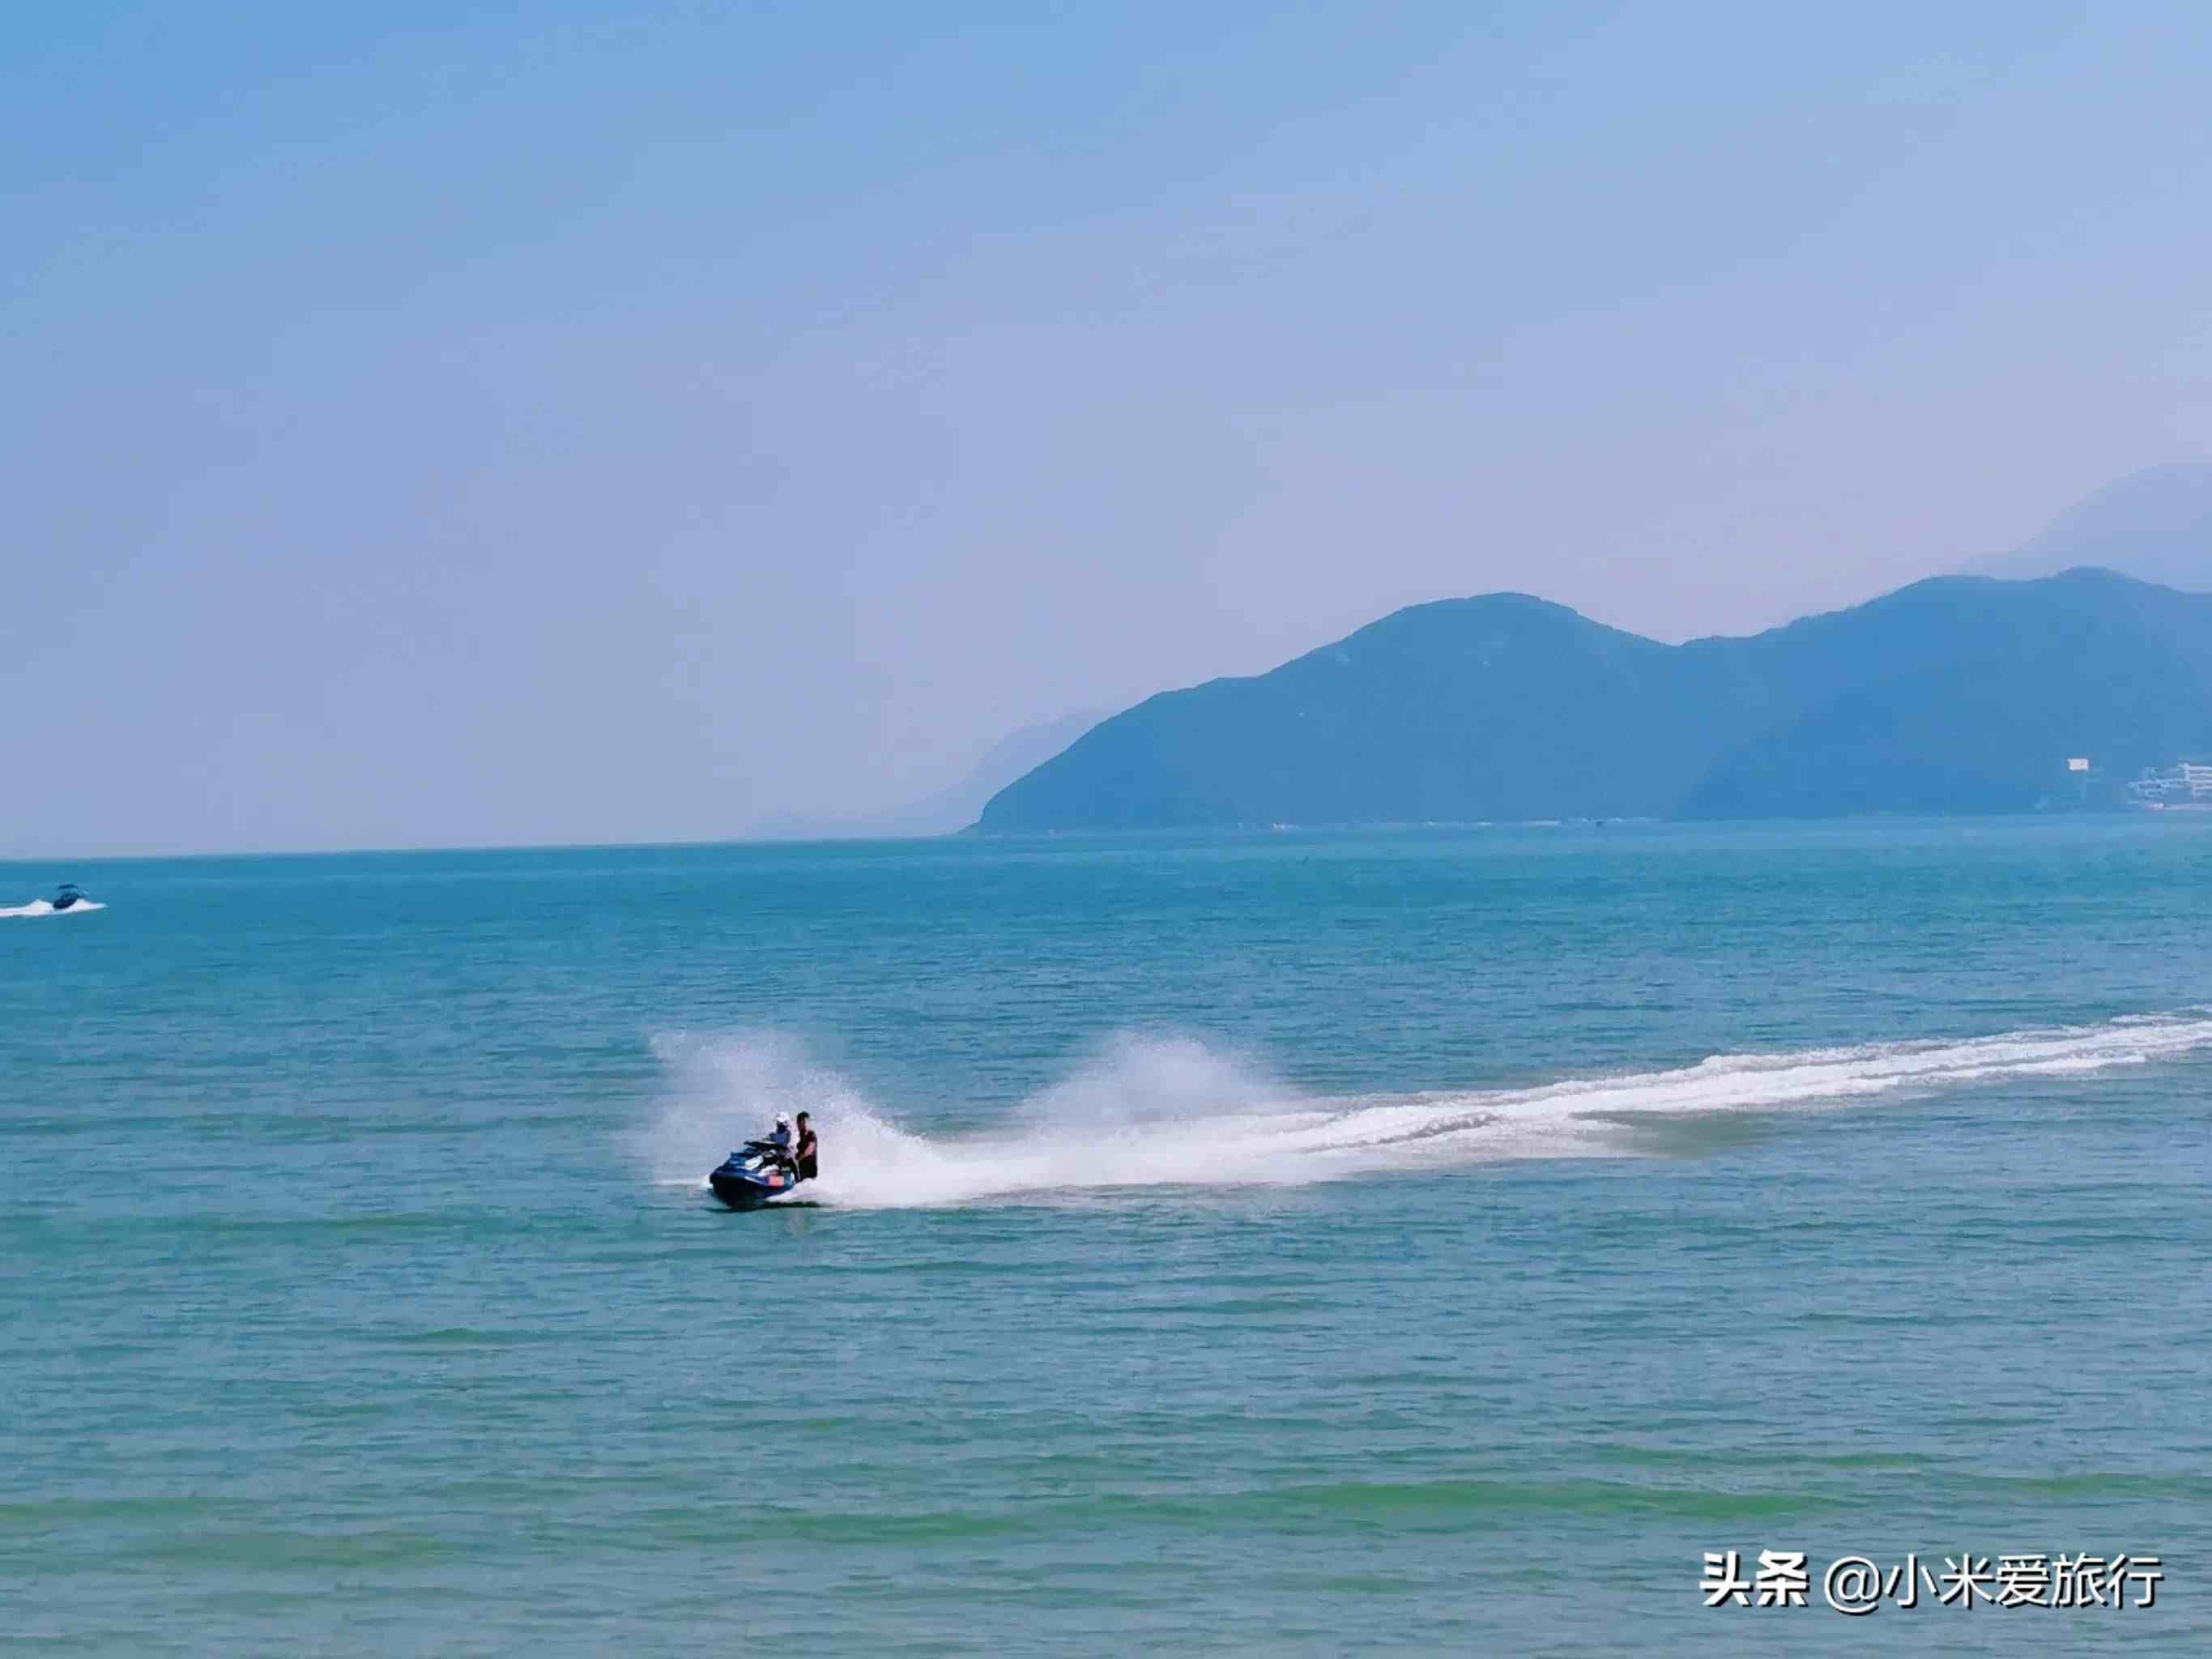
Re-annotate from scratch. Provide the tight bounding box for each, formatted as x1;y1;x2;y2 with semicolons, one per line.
1;898;106;919
638;1013;2212;1209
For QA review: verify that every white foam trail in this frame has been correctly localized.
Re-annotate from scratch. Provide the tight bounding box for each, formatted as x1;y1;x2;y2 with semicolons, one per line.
0;898;105;919
640;1013;2212;1210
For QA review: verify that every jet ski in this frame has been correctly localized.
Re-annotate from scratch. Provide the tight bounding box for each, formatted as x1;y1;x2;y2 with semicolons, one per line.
51;884;86;912
708;1139;807;1209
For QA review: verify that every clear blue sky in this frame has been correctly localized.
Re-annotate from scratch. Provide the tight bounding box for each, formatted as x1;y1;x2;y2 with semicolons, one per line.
6;2;2211;855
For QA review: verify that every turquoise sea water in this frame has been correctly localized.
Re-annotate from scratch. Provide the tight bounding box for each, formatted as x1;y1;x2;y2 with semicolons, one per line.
6;820;2210;1654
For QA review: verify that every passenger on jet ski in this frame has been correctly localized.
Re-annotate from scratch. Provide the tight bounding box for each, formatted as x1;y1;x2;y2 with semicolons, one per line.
793;1111;819;1180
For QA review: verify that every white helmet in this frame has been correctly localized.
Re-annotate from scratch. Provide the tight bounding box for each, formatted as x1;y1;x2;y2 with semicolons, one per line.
774;1113;791;1131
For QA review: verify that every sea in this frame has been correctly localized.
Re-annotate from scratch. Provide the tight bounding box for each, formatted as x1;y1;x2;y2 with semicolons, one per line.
5;819;2210;1655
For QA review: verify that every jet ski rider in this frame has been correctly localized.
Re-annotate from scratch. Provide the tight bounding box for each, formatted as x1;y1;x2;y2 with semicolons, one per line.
793;1112;818;1181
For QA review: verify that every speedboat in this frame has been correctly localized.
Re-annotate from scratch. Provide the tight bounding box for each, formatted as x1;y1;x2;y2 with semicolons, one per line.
708;1139;806;1209
51;884;86;912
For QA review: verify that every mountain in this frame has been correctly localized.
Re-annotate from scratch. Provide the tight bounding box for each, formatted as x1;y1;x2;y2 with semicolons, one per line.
750;710;1105;840
974;570;2212;829
1972;463;2212;590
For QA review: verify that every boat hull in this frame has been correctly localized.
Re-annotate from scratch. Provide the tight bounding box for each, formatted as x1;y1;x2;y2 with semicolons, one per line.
709;1165;803;1209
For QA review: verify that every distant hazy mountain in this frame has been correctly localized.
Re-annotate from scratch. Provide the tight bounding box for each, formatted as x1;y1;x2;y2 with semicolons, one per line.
1973;463;2212;590
748;709;1105;841
974;570;2212;829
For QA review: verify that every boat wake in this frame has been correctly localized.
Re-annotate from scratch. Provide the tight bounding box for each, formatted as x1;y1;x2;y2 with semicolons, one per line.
638;1014;2212;1210
1;898;106;919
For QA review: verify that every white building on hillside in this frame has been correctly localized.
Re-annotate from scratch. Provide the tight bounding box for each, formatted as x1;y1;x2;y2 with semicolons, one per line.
2128;761;2212;804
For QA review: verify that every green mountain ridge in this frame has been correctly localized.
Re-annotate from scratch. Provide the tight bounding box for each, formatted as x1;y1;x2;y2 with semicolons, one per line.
975;569;2212;830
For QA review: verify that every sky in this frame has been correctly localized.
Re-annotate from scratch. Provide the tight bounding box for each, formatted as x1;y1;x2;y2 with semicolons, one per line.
6;1;2212;856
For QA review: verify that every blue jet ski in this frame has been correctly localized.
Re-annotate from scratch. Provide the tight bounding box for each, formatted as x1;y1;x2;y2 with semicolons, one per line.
52;884;87;912
708;1138;807;1209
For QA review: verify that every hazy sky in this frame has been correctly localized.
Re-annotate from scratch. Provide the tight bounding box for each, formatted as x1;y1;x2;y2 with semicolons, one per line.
8;2;2212;856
